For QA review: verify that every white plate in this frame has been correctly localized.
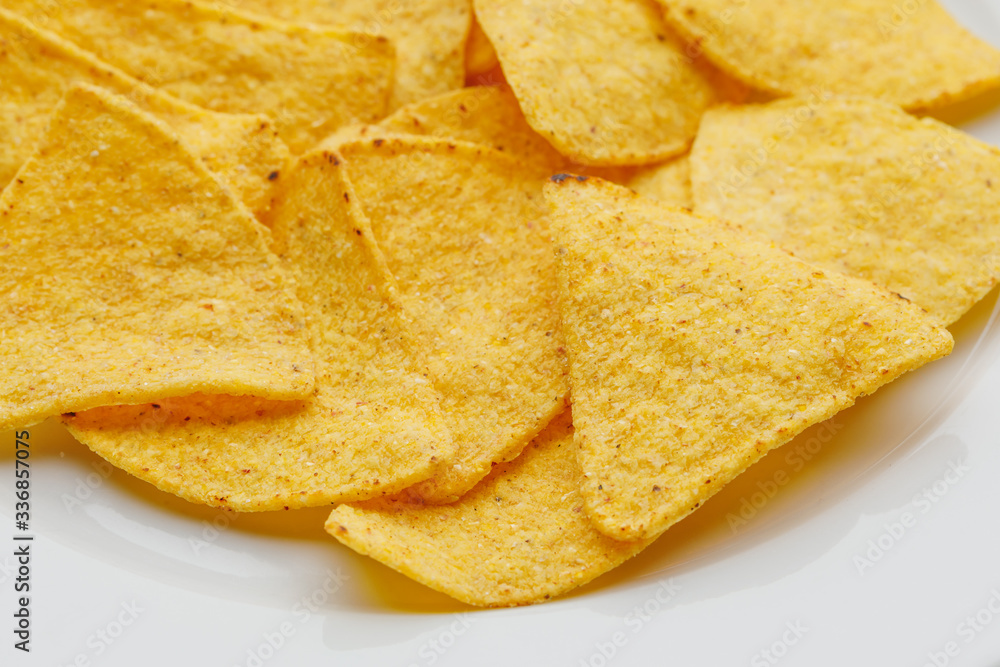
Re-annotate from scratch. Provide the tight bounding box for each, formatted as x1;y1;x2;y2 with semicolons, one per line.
5;2;1000;664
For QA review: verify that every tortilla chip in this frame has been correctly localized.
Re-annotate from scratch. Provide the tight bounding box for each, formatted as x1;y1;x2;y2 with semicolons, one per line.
546;177;953;541
219;0;470;110
657;0;1000;111
692;96;1000;326
320;86;642;187
627;155;692;209
0;84;314;431
4;0;395;152
465;15;499;79
0;8;289;219
327;409;652;607
64;150;456;510
473;0;728;166
338;137;569;502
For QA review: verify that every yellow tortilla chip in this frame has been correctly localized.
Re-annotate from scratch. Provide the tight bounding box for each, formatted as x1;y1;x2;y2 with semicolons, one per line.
5;0;395;152
0;8;289;219
692;96;1000;326
0;84;314;431
218;0;470;110
327;409;653;607
465;15;499;79
473;0;727;166
320;86;641;186
64;149;456;510
627;154;692;209
657;0;1000;111
338;137;569;502
546;177;953;541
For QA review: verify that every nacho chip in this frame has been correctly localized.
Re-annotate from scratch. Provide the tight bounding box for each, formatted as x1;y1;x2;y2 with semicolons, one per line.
627;155;692;209
5;0;395;152
216;0;470;110
465;15;499;79
473;0;727;166
64;150;456;510
546;177;953;541
338;137;569;502
657;0;1000;111
0;8;289;219
692;96;1000;326
320;86;641;186
0;84;313;431
327;409;652;607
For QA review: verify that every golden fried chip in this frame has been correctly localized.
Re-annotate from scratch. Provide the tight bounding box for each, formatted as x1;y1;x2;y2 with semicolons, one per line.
64;150;456;510
657;0;1000;111
692;96;1000;326
319;86;641;186
0;85;314;431
627;154;692;209
473;0;727;166
327;409;652;607
338;137;569;502
5;0;394;152
0;8;289;219
218;0;470;110
465;15;499;79
546;177;953;541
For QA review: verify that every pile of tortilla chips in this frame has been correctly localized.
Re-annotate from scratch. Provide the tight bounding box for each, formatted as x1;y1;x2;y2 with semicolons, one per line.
2;0;998;607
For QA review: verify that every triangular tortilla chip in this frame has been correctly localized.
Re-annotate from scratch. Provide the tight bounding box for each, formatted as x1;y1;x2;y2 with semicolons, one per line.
0;84;313;431
3;0;395;152
64;150;456;510
338;137;569;502
0;8;289;219
627;154;692;209
473;0;733;166
546;177;953;541
327;409;653;607
228;0;471;110
320;86;640;185
657;0;1000;111
691;96;1000;325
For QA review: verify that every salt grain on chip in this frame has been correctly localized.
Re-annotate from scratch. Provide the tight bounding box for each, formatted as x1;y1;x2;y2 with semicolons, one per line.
546;177;953;541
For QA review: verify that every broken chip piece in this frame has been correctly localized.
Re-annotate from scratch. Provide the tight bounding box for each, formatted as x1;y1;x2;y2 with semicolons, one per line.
691;96;1000;325
4;0;395;152
338;137;569;502
546;177;953;541
474;0;730;166
657;0;1000;110
64;149;456;510
627;154;693;209
0;8;289;219
0;84;313;431
327;409;653;607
